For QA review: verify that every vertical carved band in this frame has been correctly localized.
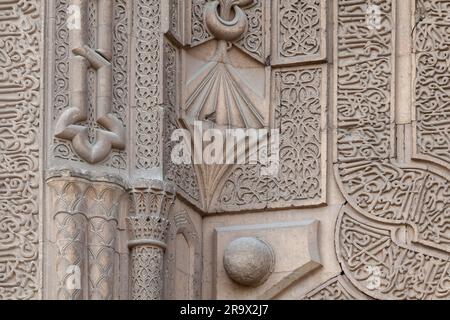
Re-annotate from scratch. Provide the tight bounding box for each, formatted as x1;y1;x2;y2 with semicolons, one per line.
0;0;41;300
54;0;126;164
133;0;163;170
128;181;176;300
48;174;125;300
334;0;450;299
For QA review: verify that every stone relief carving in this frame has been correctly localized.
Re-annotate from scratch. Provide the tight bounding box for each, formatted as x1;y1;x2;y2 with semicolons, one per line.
302;275;369;300
163;40;201;204
169;0;328;213
223;237;275;287
214;220;322;300
272;0;326;65
9;0;450;301
183;0;266;128
189;0;268;61
133;0;163;170
190;0;213;46
54;0;126;164
0;0;40;300
52;0;128;169
164;210;202;300
47;173;126;300
127;180;176;300
414;0;450;169
333;0;450;300
337;207;450;300
216;65;327;211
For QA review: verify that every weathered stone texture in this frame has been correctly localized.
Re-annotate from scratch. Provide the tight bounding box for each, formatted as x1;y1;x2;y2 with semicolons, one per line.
1;0;450;300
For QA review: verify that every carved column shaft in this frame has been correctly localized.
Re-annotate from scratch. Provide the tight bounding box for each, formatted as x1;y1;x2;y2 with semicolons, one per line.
48;173;125;300
127;181;175;300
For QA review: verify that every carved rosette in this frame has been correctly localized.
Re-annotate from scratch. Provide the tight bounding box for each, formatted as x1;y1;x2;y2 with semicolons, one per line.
127;181;176;300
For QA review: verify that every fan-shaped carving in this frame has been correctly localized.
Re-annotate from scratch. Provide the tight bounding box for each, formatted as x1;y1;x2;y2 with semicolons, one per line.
184;43;264;129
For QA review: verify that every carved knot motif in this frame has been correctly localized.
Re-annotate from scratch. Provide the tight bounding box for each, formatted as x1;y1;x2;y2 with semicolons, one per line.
54;0;125;164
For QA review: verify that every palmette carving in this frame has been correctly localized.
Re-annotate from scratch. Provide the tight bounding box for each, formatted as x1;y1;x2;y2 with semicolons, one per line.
0;0;40;300
127;181;176;300
184;0;265;129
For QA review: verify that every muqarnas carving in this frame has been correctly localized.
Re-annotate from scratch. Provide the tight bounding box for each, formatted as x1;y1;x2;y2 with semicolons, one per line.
54;0;125;164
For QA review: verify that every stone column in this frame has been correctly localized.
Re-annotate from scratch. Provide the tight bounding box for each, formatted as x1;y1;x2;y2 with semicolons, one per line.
127;180;176;300
47;171;126;300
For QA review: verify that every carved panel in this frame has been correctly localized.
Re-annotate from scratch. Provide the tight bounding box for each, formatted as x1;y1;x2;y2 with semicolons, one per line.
214;220;322;299
188;0;268;62
54;0;126;164
335;0;395;163
336;207;450;300
234;0;268;62
132;0;163;170
163;40;201;203
169;0;184;44
216;65;327;211
413;0;450;169
334;0;450;301
302;275;369;300
189;0;213;46
0;0;41;300
51;0;128;169
272;0;326;66
164;210;202;300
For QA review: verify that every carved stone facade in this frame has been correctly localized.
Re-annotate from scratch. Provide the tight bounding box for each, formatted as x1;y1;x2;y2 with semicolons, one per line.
1;0;450;300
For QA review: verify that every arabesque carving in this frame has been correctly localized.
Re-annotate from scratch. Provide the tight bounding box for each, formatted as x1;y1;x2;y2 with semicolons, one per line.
334;0;450;300
302;275;369;300
0;0;41;300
